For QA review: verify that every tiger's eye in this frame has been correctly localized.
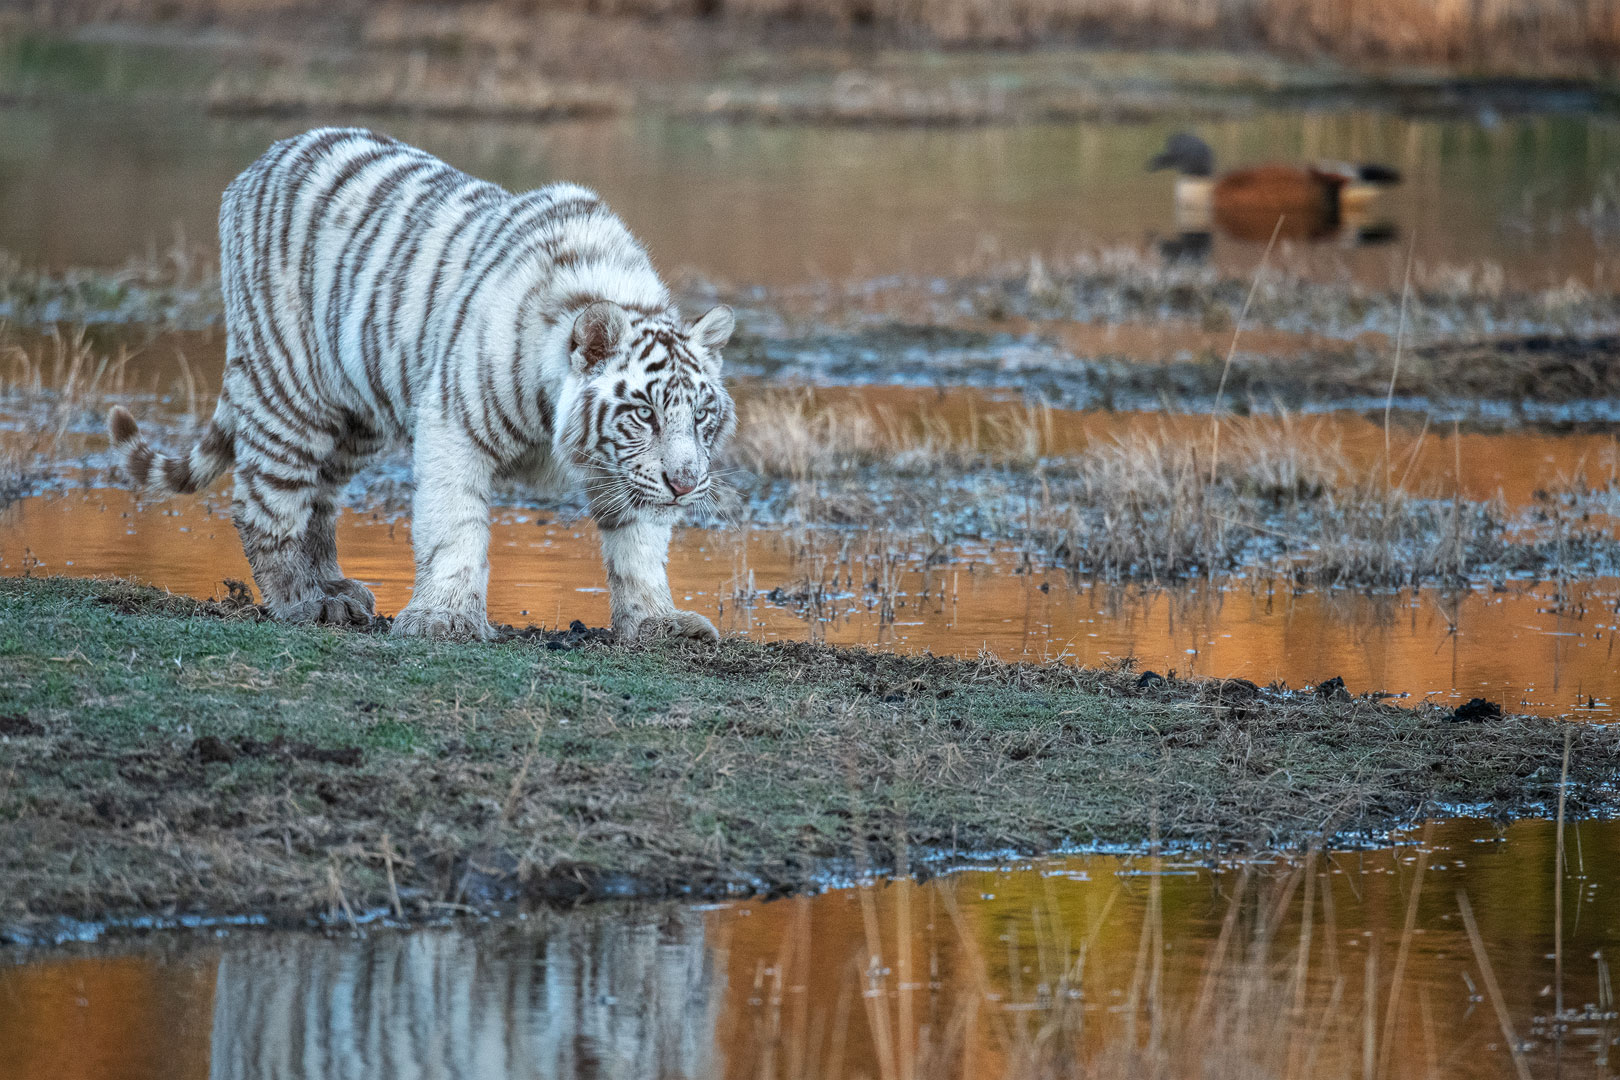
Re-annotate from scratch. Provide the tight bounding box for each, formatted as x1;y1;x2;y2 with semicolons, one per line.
634;405;655;422
695;405;711;423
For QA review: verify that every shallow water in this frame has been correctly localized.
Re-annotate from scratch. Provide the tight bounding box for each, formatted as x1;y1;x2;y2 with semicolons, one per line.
3;818;1616;1079
2;98;1618;288
6;488;1617;719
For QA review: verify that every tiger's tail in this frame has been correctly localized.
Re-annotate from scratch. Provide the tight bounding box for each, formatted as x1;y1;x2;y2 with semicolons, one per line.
107;395;235;498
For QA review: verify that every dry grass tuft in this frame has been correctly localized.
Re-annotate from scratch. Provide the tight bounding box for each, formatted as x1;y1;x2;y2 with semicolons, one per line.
0;325;219;507
0;328;136;507
733;388;1055;478
732;392;1620;587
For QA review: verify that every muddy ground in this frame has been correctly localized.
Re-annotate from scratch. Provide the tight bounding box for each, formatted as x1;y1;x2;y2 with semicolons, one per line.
728;325;1620;422
0;574;1612;939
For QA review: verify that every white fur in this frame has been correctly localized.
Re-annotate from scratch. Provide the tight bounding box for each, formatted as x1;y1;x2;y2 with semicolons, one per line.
182;128;736;641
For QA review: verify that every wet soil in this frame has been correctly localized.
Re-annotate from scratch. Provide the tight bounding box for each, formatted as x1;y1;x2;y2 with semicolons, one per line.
727;324;1620;422
2;574;1614;936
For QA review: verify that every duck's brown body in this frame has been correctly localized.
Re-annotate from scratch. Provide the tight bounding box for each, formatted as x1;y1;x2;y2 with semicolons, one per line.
1151;133;1400;244
1211;164;1346;241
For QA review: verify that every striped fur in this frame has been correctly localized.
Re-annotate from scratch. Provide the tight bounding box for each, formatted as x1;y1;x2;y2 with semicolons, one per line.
108;127;736;642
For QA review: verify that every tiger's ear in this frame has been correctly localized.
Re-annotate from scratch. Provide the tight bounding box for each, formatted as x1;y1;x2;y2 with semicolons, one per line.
570;301;630;374
690;305;735;354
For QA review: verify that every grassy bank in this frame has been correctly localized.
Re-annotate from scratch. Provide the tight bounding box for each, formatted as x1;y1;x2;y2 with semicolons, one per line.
0;574;1612;935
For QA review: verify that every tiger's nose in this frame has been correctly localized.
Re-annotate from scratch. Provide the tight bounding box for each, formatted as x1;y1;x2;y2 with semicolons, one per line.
664;472;696;497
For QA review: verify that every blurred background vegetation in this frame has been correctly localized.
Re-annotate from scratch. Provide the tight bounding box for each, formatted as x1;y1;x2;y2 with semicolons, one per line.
2;0;1618;79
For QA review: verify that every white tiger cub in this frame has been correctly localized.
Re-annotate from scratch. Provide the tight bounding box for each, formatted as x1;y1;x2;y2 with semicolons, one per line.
108;127;736;643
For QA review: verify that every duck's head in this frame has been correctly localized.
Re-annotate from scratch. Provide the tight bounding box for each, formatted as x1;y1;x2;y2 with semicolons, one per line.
1148;133;1214;178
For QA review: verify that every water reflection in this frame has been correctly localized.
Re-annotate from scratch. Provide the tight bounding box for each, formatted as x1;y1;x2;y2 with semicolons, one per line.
208;914;718;1080
2;820;1614;1079
1159;221;1400;262
0;951;215;1079
0;103;1615;286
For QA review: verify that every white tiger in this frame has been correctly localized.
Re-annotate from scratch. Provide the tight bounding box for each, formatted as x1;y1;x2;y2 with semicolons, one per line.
108;127;736;643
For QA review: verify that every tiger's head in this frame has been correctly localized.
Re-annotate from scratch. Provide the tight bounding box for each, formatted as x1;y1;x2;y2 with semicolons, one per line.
563;300;737;523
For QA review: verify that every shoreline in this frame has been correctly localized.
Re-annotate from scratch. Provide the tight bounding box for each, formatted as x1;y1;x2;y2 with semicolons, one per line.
2;574;1613;939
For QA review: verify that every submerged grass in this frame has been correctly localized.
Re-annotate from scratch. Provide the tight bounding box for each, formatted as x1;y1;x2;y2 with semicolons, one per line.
6;346;1616;588
2;321;1615;588
2;574;1614;931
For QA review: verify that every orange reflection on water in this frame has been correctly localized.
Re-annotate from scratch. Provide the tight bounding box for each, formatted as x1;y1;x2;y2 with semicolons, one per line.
3;490;1616;718
0;952;216;1080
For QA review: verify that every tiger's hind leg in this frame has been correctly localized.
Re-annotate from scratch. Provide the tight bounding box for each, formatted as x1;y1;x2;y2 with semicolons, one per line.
302;494;375;615
231;416;372;626
300;416;385;619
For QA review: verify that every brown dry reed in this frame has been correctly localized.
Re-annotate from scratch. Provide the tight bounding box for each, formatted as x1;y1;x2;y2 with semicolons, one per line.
18;0;1620;75
0;328;133;506
0;326;209;507
732;388;1056;479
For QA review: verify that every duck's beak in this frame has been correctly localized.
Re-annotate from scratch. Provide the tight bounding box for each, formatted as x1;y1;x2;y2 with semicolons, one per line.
1147;152;1174;172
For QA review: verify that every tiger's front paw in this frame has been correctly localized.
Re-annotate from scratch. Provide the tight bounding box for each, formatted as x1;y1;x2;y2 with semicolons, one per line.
620;610;719;645
391;602;497;642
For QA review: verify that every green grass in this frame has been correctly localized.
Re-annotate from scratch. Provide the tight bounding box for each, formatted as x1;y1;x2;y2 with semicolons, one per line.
0;574;1612;933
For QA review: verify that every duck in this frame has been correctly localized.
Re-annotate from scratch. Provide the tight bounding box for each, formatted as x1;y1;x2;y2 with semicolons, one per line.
1147;132;1401;244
